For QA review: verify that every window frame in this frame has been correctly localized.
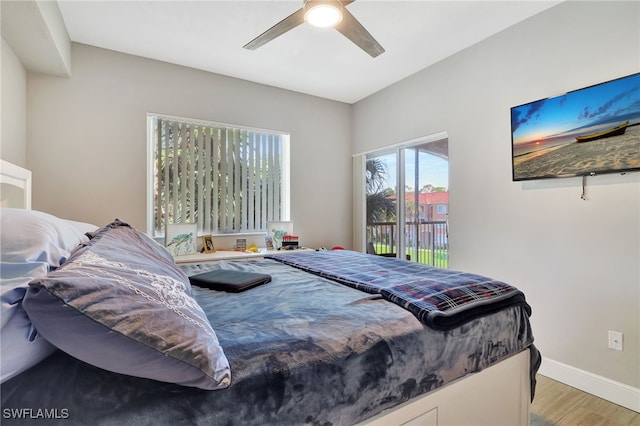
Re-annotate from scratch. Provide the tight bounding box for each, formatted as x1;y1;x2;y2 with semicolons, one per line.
146;113;290;238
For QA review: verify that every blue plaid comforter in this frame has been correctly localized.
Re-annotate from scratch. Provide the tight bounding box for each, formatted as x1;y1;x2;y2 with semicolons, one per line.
266;250;531;330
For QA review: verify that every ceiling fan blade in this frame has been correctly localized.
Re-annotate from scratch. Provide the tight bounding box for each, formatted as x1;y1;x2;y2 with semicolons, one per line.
335;8;384;58
243;8;305;50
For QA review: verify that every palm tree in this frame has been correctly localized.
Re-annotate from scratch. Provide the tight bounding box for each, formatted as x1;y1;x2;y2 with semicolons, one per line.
366;158;395;224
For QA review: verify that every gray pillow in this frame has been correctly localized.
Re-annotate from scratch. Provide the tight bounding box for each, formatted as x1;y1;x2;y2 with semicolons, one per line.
22;220;231;390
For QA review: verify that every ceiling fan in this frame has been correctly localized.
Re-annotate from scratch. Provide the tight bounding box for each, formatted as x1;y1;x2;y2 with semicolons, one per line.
243;0;385;58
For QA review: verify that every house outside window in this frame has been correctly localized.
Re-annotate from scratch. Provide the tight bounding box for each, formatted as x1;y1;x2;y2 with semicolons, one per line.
362;134;449;268
147;114;290;238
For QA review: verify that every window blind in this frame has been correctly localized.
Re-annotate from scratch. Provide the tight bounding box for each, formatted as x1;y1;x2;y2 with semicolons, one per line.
150;116;288;237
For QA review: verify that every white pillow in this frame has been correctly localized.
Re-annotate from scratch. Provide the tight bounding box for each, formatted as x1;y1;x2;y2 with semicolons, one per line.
0;209;98;382
0;208;98;269
1;261;56;382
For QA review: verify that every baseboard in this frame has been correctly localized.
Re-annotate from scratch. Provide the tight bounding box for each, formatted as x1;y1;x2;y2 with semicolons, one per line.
538;357;640;413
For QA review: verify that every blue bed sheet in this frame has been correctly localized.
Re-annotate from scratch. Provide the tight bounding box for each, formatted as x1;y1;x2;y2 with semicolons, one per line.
1;258;538;425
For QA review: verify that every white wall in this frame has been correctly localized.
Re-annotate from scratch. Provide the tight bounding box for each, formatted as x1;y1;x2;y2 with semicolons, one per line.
27;43;352;250
1;38;27;167
353;0;640;395
1;0;71;77
14;0;640;407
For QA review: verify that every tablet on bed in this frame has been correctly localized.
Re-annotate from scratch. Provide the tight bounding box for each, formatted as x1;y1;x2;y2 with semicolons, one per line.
188;269;271;292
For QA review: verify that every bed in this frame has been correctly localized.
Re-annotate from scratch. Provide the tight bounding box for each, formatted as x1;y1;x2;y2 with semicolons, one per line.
0;159;540;425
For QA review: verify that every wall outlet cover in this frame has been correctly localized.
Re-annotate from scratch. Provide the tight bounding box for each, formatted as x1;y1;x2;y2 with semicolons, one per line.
608;330;623;351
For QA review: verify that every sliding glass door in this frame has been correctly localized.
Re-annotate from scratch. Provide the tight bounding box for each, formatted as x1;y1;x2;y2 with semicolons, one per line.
364;136;449;267
365;151;399;256
402;139;449;267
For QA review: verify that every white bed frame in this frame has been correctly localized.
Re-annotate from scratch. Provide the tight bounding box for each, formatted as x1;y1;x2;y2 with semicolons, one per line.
360;349;531;426
0;159;32;209
0;159;531;426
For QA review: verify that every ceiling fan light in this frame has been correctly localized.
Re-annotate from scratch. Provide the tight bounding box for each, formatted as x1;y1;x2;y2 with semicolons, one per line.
304;3;343;28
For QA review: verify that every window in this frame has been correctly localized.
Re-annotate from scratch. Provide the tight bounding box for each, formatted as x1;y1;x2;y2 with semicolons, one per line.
357;133;449;268
147;114;290;238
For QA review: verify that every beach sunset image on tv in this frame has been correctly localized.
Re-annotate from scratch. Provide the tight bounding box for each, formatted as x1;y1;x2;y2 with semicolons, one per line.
511;73;640;181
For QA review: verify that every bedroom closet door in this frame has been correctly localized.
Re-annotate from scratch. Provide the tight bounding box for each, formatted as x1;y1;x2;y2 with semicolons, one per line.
363;135;448;267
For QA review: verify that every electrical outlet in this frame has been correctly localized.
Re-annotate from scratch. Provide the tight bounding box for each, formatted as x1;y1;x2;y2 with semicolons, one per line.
608;330;623;351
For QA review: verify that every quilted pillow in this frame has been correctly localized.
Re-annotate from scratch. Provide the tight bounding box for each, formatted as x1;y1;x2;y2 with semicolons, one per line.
22;220;231;390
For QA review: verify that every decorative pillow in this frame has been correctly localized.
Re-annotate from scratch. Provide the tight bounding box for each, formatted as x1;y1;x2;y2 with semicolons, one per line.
22;220;231;390
1;262;56;383
92;218;185;289
0;208;98;269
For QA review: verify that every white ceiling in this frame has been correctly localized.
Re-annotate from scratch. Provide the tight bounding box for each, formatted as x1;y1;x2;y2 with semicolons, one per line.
54;1;561;104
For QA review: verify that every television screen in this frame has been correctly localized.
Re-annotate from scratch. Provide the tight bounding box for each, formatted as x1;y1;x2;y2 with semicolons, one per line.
511;73;640;181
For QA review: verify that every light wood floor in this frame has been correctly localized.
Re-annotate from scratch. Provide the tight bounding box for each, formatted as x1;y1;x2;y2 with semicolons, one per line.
531;375;640;426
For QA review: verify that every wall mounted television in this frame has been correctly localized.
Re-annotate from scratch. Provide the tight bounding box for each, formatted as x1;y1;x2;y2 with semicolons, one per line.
511;72;640;181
